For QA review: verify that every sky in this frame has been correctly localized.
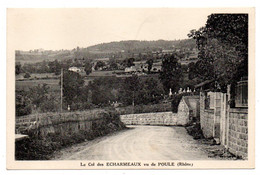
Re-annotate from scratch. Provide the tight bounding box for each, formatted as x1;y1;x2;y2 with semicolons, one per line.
7;8;212;51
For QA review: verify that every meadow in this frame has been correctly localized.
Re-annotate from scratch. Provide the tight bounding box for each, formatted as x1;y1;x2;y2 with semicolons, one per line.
16;79;61;92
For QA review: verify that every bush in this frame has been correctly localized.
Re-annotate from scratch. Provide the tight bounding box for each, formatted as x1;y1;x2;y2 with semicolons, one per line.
16;90;32;116
24;72;31;78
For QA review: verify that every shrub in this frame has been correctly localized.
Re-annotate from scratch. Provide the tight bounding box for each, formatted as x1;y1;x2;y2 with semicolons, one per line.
24;72;31;78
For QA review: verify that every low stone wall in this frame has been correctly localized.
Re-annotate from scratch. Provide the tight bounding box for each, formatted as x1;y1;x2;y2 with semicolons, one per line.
228;108;248;159
120;112;181;126
16;109;120;138
15;109;125;160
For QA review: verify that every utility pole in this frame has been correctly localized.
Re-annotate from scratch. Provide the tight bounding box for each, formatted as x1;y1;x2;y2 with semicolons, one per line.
60;68;63;112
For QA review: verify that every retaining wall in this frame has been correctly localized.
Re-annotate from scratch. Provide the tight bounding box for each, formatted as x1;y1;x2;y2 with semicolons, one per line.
120;112;179;125
228;108;248;159
120;110;192;126
15;109;122;138
200;109;215;138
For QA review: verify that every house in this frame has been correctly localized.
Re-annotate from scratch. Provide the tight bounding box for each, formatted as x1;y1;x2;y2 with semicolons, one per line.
68;67;84;73
162;49;174;55
125;66;137;73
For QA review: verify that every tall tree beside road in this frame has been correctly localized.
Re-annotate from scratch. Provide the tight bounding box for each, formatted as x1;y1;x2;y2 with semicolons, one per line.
188;14;248;90
159;54;182;93
62;70;85;105
118;75;141;106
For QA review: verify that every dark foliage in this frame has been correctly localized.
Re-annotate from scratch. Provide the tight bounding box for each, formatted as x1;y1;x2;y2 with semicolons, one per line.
16;90;32;116
24;72;31;78
188;14;248;91
159;54;182;93
146;58;154;74
62;70;85;105
15;63;21;75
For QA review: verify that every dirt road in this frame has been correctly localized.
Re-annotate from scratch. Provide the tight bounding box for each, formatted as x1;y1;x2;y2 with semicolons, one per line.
54;125;214;160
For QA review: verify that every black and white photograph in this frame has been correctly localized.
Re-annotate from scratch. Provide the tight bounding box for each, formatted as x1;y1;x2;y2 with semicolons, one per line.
6;7;254;169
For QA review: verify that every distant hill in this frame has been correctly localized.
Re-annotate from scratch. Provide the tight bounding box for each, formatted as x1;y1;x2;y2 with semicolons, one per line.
85;39;196;53
16;39;196;64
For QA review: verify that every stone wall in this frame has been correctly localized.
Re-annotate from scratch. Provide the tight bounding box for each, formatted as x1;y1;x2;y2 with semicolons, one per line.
15;110;126;160
200;109;215;138
200;92;215;138
199;92;248;159
120;96;200;126
15;109;122;138
228;108;248;159
120;112;178;126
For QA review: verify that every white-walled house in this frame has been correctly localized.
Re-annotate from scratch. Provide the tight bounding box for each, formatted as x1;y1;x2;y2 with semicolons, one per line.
68;67;84;73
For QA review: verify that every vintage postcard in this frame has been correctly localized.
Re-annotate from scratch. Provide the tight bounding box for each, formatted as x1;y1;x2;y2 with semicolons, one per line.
6;8;255;169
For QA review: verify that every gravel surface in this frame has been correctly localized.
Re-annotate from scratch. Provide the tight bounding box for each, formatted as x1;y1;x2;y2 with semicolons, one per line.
52;125;222;160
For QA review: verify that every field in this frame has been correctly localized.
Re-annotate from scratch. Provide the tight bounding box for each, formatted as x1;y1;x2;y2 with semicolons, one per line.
16;79;61;92
88;70;115;77
16;52;73;65
15;71;161;93
15;71;116;92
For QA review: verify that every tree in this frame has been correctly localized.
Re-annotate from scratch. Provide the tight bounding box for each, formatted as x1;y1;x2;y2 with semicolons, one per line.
88;77;119;106
188;14;248;91
94;61;106;70
48;59;61;75
16;90;32;116
159;54;182;93
28;84;49;109
108;58;118;70
15;63;22;75
24;72;31;79
62;70;85;105
146;58;154;73
124;57;135;67
84;59;92;75
121;74;140;106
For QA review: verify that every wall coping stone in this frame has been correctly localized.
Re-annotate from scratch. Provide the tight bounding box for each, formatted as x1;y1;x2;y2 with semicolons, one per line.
230;108;248;114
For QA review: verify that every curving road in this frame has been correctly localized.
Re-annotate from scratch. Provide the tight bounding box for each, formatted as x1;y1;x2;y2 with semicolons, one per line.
54;125;213;160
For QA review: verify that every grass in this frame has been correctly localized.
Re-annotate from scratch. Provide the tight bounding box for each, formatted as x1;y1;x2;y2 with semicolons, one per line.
16;79;60;92
88;70;115;77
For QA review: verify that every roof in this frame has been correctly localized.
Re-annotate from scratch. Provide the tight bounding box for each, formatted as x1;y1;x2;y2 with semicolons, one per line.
182;96;200;112
194;79;215;89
